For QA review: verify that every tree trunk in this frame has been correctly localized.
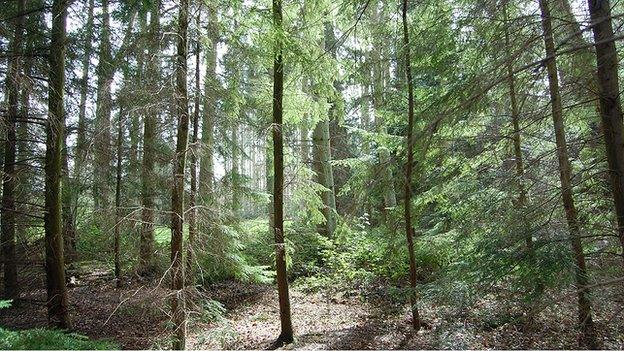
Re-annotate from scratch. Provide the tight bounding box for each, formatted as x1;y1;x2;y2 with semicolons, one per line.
586;0;624;261
503;4;534;256
94;0;113;224
61;131;76;264
538;0;597;347
171;0;189;348
199;6;218;203
361;83;371;154
312;118;337;237
73;0;95;208
371;6;397;211
45;0;71;329
232;119;240;216
401;0;421;331
272;0;293;344
114;106;124;288
139;0;160;275
187;24;200;283
324;21;350;214
1;0;25;301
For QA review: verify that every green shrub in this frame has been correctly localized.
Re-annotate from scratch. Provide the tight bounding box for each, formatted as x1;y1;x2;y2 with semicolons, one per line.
0;328;117;350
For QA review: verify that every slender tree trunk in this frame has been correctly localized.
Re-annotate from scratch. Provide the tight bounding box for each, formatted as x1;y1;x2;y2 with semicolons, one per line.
45;0;70;329
300;122;309;164
139;0;160;275
94;0;113;223
73;0;95;236
16;36;33;265
232;120;240;215
324;21;350;213
267;142;274;229
361;83;371;154
503;4;534;255
538;0;597;347
371;5;397;211
61;131;76;264
586;0;624;260
114;107;124;288
272;0;293;344
1;0;25;301
187;25;200;283
312;119;337;237
199;6;217;203
171;0;189;348
401;0;421;331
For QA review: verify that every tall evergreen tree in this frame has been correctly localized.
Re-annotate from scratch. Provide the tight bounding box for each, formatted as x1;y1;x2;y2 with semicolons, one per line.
271;0;294;344
538;0;597;347
44;0;71;329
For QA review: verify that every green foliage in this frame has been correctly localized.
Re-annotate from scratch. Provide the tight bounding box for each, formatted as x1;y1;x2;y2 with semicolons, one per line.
199;299;227;324
193;221;274;285
293;216;455;297
0;328;117;350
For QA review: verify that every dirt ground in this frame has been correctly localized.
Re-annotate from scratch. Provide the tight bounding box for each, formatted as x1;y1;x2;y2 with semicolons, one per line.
1;263;624;350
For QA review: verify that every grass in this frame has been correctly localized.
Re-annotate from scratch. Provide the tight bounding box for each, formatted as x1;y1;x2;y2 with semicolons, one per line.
0;328;118;350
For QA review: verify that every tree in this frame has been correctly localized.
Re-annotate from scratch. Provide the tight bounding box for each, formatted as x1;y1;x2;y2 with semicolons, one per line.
586;0;624;259
93;0;113;214
199;5;218;203
44;0;71;329
401;0;421;331
171;0;190;347
312;116;337;237
74;0;96;193
114;106;124;288
187;16;201;281
2;0;25;301
139;0;161;275
271;0;294;344
371;3;397;212
503;2;533;255
537;0;597;347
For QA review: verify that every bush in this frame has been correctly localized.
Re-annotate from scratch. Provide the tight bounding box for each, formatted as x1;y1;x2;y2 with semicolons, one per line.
0;328;117;350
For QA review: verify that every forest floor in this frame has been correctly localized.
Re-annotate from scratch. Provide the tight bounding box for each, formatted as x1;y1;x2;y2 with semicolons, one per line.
1;261;623;349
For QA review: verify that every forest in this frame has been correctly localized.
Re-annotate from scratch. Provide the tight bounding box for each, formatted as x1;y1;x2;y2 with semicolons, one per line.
1;0;624;349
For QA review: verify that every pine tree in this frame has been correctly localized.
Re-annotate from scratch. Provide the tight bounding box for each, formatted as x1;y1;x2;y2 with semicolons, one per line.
538;0;597;347
2;0;25;301
271;0;294;344
44;0;71;329
171;0;190;347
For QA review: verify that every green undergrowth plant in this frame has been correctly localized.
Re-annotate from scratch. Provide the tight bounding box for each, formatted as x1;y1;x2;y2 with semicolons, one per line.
0;328;118;350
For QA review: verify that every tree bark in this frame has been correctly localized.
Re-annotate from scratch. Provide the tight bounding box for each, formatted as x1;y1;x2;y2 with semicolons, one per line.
503;3;534;256
538;0;597;348
1;0;25;301
45;0;71;329
199;6;218;202
73;0;95;204
171;0;189;348
93;0;113;229
232;118;241;215
272;0;294;344
586;0;624;261
371;5;397;211
312;118;337;237
187;22;200;283
139;0;161;275
114;106;124;288
401;0;421;331
61;130;76;264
